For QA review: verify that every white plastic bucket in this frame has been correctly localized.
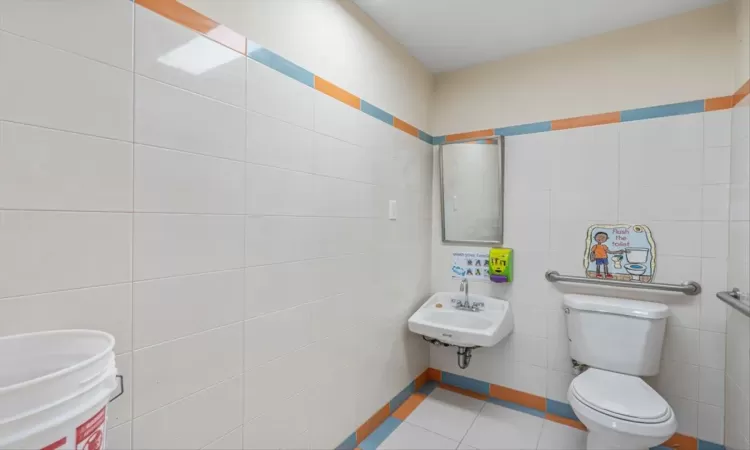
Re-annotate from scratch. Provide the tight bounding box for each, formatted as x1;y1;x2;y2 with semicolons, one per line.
0;330;118;450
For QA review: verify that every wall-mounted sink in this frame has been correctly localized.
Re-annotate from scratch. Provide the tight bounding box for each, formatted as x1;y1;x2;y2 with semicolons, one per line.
408;292;513;347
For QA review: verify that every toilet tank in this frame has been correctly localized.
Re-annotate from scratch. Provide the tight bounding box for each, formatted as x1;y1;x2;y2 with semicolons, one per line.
563;294;669;376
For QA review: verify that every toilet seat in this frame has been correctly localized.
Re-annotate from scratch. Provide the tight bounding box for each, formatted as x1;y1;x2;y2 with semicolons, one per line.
570;369;672;424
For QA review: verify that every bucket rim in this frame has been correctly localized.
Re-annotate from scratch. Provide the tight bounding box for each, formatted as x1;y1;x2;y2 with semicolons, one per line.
0;330;115;394
0;365;117;426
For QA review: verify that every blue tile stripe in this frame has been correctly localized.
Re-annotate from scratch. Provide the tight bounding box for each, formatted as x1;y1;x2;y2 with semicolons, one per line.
441;371;490;396
546;398;578;420
359;417;401;450
488;397;546;418
418;380;439;396
418;130;433;145
335;432;357;450
143;0;743;151
620;100;704;122
361;100;394;125
434;98;715;144
389;381;415;412
345;369;726;450
244;40;433;143
698;439;725;450
495;121;552;136
247;46;315;88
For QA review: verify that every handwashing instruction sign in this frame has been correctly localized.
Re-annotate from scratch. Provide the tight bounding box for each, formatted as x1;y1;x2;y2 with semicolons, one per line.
583;224;656;282
451;251;490;281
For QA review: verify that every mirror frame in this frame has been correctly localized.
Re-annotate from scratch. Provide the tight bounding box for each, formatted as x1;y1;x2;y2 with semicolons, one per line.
439;136;505;245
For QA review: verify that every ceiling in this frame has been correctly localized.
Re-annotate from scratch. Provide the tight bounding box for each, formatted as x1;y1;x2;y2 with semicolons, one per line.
353;0;727;73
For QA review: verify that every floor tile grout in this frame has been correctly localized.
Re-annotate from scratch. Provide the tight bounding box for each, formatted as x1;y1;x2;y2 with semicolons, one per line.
382;386;583;450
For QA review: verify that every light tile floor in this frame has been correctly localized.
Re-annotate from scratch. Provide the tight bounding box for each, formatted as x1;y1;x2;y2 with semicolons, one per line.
377;388;587;450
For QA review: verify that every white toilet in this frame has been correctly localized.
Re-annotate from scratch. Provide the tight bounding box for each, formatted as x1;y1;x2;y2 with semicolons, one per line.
563;294;677;450
624;248;649;280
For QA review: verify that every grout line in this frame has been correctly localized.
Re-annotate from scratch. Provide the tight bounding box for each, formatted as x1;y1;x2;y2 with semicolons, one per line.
0;118;133;144
132;373;242;421
132;319;244;352
133;266;246;284
134;72;245;111
241;54;249;444
457;401;485;446
133;140;245;163
199;425;243;450
129;2;136;446
0;281;134;302
0;208;240;215
0;28;132;74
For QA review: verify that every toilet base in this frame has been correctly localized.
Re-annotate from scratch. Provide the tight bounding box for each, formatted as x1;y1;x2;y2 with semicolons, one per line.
586;430;649;450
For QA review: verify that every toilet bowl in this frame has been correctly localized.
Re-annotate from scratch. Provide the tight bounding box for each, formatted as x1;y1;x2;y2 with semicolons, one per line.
624;263;647;279
624;248;650;280
568;369;676;450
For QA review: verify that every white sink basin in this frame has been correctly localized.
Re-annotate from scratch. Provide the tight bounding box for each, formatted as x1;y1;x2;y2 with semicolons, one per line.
408;292;513;347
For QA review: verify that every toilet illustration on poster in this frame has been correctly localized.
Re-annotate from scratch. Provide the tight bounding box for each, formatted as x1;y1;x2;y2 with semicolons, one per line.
582;224;656;282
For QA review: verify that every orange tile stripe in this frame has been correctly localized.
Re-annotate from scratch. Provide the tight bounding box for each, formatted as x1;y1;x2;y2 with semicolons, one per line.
138;1;430;144
439;383;489;401
392;393;427;420
661;433;698;450
551;111;620;130
444;129;494;143
544;413;587;431
704;95;735;111
734;79;750;106
394;117;419;137
414;370;428;392
137;0;245;54
355;403;390;444
426;368;441;381
350;368;713;450
314;76;361;109
490;384;546;412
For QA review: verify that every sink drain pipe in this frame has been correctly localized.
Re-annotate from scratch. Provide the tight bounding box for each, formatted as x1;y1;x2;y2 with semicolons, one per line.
457;347;473;369
422;336;478;370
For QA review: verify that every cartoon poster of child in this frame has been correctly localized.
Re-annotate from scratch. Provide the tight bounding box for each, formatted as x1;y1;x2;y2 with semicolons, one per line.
583;225;656;283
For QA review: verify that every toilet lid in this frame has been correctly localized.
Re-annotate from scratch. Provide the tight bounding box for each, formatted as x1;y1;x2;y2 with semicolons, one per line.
571;369;671;424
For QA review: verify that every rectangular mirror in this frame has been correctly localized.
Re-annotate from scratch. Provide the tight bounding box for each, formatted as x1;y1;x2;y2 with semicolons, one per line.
439;137;504;244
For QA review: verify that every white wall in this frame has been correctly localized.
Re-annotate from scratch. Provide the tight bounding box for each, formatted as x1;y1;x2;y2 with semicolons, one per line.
0;2;433;449
432;3;736;135
725;96;750;450
430;111;733;443
724;3;750;448
182;0;434;133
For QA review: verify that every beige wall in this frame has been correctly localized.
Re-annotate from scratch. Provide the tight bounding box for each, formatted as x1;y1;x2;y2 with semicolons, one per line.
432;3;736;135
735;0;750;88
182;0;434;132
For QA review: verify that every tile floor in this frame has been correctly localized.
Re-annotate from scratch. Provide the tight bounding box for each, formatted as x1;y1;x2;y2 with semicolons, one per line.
376;388;587;450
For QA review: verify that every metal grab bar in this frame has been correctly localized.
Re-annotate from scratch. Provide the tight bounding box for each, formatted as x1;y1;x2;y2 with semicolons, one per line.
545;270;702;296
716;288;750;318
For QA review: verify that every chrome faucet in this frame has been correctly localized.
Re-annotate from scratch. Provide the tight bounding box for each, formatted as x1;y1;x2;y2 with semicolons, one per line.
459;278;469;307
454;278;485;311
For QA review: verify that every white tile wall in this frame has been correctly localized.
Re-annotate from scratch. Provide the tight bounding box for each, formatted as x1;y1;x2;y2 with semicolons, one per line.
0;30;133;141
0;122;133;211
0;4;432;449
134;75;246;161
0;0;134;70
431;112;734;443
725;98;750;450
